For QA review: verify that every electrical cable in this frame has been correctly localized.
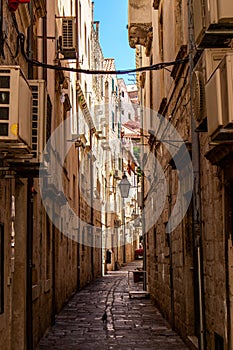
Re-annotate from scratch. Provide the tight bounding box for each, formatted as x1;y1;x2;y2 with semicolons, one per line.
18;33;189;76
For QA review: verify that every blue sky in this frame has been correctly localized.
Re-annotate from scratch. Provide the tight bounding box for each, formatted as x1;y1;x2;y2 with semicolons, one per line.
93;0;136;84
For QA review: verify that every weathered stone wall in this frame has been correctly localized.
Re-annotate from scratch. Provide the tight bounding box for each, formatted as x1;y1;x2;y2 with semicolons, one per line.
142;0;231;348
199;133;226;349
0;1;103;349
0;179;14;350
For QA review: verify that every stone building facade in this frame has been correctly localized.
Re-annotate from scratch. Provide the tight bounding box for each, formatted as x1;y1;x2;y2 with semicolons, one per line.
0;1;103;348
128;0;233;349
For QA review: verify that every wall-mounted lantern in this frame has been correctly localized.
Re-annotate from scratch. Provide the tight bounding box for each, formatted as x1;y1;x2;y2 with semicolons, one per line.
118;172;131;198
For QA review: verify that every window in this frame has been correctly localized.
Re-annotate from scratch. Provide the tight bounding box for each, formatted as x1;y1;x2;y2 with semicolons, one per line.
118;122;121;139
150;55;153;124
154;227;157;249
84;24;87;55
159;10;164;60
88;39;90;67
118;158;122;171
79;2;81;38
101;76;104;96
46;95;52;142
70;85;77;135
46;214;51;280
0;224;4;314
82;227;85;251
73;175;76;207
112;111;115;131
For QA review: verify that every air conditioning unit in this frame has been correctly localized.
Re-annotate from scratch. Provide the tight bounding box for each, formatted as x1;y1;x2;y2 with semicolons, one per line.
28;80;47;163
191;70;207;131
205;53;233;141
193;0;233;48
204;48;233;81
191;49;233;132
0;66;32;154
61;18;77;59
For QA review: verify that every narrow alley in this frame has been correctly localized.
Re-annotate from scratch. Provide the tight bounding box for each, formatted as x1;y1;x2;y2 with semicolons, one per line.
37;262;189;350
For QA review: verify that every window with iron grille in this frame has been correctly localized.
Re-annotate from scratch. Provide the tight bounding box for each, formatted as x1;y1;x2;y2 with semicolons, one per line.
62;19;75;49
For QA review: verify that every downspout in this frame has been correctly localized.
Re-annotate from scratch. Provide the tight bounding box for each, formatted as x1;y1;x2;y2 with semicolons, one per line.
76;0;81;290
28;1;33;79
42;16;47;81
90;132;94;278
118;93;122;266
123;199;126;263
90;1;94;272
0;0;4;58
90;2;94;280
26;179;33;350
224;174;231;350
167;165;174;327
120;94;126;264
26;2;34;349
188;0;205;349
51;222;56;324
138;45;146;291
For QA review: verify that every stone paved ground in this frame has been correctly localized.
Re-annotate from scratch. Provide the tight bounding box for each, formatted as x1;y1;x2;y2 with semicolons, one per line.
37;261;189;350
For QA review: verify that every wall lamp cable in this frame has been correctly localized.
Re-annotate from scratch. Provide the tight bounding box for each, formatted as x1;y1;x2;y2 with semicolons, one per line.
18;33;189;76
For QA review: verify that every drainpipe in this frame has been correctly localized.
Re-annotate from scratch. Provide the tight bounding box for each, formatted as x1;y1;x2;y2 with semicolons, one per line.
138;45;147;291
26;2;34;349
76;0;81;289
167;165;174;327
123;200;126;263
26;178;33;350
42;16;47;81
90;132;94;279
0;0;4;58
224;176;232;350
188;0;205;349
51;222;56;324
28;1;33;79
90;2;94;280
77;177;81;289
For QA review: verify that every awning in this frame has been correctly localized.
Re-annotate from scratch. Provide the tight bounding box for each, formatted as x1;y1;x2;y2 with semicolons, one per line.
76;82;96;134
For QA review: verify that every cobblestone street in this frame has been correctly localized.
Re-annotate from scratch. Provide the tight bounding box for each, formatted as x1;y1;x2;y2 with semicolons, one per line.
37;262;189;350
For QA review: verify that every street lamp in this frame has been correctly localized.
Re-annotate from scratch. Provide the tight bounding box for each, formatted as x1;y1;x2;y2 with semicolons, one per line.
118;171;131;198
118;172;131;263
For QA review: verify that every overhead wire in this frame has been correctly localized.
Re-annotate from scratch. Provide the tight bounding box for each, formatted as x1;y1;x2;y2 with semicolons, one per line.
18;33;189;76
